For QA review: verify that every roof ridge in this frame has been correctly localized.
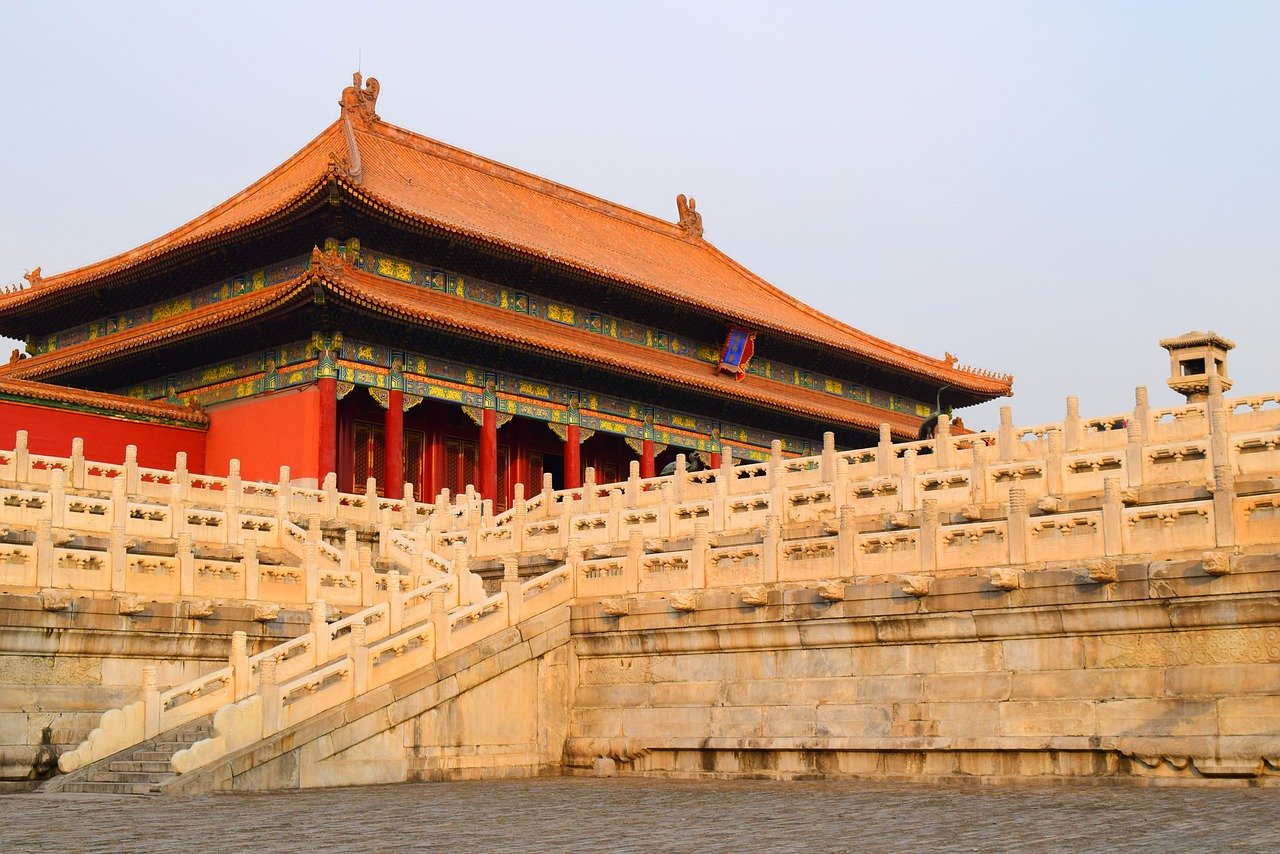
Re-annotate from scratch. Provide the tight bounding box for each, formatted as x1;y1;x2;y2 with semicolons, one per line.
363;120;689;240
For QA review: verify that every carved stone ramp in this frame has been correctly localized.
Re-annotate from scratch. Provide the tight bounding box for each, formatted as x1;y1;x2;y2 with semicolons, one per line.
40;719;216;796
158;604;571;794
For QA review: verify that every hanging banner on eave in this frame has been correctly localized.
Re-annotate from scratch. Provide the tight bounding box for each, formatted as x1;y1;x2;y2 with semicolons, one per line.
718;327;756;382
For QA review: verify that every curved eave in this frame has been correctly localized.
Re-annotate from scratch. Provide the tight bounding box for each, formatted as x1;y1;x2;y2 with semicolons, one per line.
0;276;316;382
318;265;926;437
0;261;928;438
0;377;208;426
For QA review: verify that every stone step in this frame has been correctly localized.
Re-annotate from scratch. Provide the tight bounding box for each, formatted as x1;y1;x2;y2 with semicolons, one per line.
132;751;186;762
61;781;161;795
107;760;173;773
174;729;214;740
147;741;199;752
86;770;172;784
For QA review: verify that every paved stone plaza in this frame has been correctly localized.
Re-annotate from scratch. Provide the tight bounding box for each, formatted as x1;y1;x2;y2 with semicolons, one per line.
2;778;1275;852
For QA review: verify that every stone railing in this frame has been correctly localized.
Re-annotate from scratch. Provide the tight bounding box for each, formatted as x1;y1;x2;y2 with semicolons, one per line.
0;435;447;609
3;380;1279;610
450;382;1280;569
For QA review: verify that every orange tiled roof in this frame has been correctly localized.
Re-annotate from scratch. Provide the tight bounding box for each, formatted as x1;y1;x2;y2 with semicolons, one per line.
2;82;1012;398
0;376;208;426
0;259;926;437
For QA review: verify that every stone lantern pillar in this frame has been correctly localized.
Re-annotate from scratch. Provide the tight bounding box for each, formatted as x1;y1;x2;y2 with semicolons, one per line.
1160;330;1234;403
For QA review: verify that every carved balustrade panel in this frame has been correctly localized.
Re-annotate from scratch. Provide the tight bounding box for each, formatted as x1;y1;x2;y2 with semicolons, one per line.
785;485;834;526
669;501;712;539
724;492;771;533
578;557;629;597
1233;432;1280;477
193;558;247;600
448;597;507;649
849;478;899;517
257;566;307;605
937;521;1009;571
569;512;612;546
915;472;970;511
1228;396;1280;434
1061;452;1126;496
1025;513;1103;564
278;660;354;731
1122;500;1214;554
0;544;35;587
779;536;838;582
856;531;920;577
1149;406;1208;442
988;464;1048;506
1143;440;1212;487
368;624;436;689
705;545;763;588
639;550;693;593
1237;497;1280;546
53;547;110;590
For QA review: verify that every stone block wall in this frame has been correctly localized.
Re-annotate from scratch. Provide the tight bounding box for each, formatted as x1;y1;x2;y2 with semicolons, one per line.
566;554;1280;784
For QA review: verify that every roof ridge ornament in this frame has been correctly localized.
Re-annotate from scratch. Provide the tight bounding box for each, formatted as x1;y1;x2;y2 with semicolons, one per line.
22;268;41;289
336;72;378;184
340;72;380;122
676;194;703;240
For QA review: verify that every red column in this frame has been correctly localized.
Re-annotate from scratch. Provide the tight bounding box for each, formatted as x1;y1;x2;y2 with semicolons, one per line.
384;389;404;498
709;450;722;469
318;377;337;481
564;424;581;489
640;438;655;478
480;407;498;504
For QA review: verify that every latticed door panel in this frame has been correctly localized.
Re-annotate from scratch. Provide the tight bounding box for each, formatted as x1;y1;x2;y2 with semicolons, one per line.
353;422;385;490
355;422;425;496
443;437;510;510
445;438;479;498
529;452;544;493
496;446;510;513
403;429;425;496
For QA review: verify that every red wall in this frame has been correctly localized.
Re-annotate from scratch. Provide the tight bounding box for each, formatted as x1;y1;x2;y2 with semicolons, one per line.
0;399;207;471
205;386;321;483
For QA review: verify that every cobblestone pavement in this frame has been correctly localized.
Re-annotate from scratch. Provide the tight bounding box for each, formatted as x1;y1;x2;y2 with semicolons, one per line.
1;777;1275;853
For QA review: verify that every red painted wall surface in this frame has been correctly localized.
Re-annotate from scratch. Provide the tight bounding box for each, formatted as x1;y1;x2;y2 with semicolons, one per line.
205;386;321;483
0;399;207;471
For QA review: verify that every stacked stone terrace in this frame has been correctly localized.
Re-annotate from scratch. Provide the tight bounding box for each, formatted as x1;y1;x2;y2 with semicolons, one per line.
7;374;1280;790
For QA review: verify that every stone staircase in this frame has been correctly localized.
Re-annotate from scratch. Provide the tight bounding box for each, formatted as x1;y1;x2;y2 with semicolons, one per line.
48;721;214;795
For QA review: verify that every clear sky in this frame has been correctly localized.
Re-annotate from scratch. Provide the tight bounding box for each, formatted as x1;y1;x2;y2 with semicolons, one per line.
1;1;1275;432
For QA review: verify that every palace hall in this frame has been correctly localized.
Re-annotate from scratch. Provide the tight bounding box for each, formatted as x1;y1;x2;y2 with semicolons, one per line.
0;75;1012;510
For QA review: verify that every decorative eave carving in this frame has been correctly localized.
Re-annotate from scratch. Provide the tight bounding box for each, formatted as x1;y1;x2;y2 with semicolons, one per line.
675;194;703;239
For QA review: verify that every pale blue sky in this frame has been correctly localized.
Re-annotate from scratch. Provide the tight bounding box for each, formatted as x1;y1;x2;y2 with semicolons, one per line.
2;1;1276;431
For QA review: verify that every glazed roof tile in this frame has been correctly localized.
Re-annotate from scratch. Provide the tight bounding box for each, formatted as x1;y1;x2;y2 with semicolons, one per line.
2;91;1011;399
